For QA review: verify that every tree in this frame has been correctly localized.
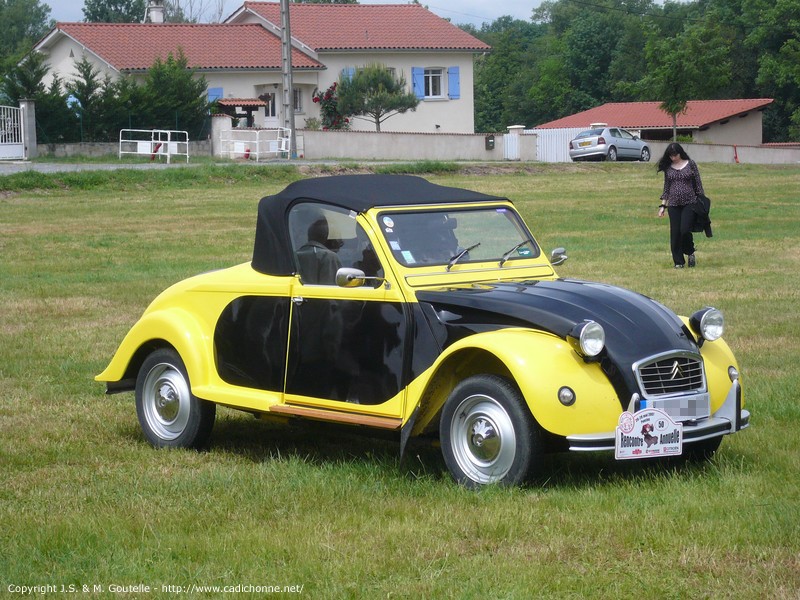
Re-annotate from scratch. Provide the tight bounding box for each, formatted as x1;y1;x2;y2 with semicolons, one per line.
140;48;210;136
83;0;146;23
336;64;419;132
638;23;731;140
1;51;77;142
0;0;52;78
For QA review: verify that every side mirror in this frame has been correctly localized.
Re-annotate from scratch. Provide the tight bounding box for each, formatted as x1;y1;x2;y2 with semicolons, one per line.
550;247;568;266
336;267;386;289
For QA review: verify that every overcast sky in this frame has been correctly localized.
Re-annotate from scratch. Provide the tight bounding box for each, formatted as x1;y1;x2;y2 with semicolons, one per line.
43;0;541;27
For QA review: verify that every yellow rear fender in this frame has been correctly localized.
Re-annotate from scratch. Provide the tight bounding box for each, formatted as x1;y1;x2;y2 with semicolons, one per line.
410;328;623;438
95;308;214;392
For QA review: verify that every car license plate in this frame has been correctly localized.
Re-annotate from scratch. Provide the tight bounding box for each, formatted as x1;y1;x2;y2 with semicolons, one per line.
614;408;683;460
579;141;591;147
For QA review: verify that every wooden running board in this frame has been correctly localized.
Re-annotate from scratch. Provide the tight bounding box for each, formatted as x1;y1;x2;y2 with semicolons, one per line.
269;404;402;430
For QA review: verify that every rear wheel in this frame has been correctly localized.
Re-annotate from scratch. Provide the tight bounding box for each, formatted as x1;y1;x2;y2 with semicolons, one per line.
440;375;540;488
135;348;216;449
606;146;618;161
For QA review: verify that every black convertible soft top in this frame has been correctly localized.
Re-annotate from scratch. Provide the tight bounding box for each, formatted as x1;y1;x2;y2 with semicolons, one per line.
252;174;506;276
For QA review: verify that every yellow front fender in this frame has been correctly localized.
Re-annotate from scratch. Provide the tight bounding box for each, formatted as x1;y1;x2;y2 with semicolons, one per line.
411;328;624;437
95;308;214;391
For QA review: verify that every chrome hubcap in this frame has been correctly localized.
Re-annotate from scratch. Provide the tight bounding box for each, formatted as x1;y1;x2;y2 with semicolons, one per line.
142;363;190;441
450;394;515;485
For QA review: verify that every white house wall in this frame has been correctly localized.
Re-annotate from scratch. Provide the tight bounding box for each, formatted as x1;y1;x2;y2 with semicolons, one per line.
318;53;476;133
39;39;119;90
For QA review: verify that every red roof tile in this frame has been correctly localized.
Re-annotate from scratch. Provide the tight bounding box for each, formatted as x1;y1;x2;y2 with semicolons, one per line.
55;22;323;71
536;99;774;129
218;98;267;106
241;2;491;51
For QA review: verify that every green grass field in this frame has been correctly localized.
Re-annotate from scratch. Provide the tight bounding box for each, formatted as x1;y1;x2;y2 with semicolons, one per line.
1;162;798;598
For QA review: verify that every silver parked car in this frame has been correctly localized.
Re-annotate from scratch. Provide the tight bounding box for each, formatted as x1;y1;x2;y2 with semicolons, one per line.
569;127;651;162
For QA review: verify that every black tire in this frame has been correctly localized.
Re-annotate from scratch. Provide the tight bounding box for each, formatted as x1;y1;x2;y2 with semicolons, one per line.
641;147;651;162
439;374;540;488
606;146;618;162
135;348;216;449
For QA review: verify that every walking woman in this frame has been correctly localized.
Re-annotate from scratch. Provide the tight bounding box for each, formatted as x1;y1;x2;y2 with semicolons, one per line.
657;143;705;268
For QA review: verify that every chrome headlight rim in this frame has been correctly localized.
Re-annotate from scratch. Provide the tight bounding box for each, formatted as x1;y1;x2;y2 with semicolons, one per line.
568;320;606;358
690;307;724;342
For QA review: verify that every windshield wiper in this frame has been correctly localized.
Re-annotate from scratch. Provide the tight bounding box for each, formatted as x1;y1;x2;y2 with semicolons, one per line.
447;242;481;271
499;238;532;267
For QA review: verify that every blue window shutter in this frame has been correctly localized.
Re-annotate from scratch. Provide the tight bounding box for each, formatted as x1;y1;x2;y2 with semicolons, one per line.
447;67;460;99
412;67;424;99
208;87;223;102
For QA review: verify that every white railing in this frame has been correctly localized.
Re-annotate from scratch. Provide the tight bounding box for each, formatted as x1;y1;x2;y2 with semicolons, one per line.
119;129;189;163
220;127;291;161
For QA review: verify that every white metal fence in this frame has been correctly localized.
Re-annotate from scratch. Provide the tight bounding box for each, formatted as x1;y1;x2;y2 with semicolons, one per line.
118;129;189;163
529;128;584;163
0;105;25;160
219;127;291;161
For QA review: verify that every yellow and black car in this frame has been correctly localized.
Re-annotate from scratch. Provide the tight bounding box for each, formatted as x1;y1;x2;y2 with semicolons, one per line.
97;175;749;488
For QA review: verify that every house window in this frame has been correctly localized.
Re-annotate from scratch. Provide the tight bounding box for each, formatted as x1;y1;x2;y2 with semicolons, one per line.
411;67;459;100
208;87;223;103
424;68;443;98
293;88;303;113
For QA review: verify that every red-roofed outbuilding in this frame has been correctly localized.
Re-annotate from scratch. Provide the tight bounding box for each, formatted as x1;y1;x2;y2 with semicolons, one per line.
535;99;773;146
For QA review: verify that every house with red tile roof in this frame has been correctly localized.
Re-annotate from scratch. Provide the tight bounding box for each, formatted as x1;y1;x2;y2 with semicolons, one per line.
535;99;774;146
31;1;490;134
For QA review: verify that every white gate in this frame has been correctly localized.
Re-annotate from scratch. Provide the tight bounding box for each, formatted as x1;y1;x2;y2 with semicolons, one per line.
531;128;584;162
503;133;520;161
0;105;25;160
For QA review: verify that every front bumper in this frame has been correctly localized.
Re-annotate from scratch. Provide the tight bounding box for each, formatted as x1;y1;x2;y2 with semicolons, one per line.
566;379;749;452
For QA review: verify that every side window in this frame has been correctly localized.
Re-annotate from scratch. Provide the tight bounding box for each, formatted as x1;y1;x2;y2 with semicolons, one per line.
208;87;223;103
293;88;303;113
288;204;383;285
424;68;443;98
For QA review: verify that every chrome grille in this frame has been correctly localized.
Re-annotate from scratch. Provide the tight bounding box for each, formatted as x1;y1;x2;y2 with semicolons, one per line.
635;353;706;397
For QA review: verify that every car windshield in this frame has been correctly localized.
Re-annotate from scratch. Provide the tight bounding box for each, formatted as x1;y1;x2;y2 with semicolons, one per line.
575;129;604;139
378;206;539;267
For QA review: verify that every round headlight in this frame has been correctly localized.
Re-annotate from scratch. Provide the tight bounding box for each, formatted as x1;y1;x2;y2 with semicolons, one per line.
569;320;605;358
690;307;724;342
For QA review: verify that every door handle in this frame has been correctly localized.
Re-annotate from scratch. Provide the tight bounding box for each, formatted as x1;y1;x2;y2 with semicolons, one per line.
292;296;305;306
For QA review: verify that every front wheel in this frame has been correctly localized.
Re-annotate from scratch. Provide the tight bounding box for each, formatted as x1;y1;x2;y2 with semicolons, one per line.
135;348;216;449
440;375;540;488
641;147;651;162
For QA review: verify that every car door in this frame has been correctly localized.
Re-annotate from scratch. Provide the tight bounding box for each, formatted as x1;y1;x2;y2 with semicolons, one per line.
616;128;637;158
283;203;409;418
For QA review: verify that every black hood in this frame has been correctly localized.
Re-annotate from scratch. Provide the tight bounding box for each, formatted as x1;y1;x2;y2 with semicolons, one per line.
416;279;699;401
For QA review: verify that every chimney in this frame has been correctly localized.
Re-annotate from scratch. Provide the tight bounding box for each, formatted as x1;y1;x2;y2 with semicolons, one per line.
145;0;165;23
